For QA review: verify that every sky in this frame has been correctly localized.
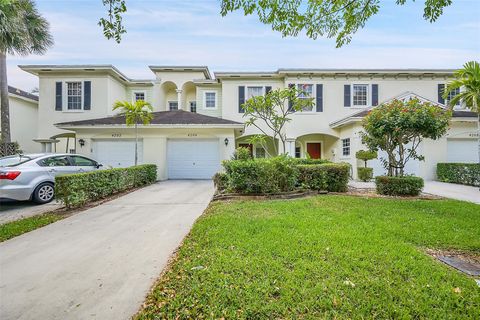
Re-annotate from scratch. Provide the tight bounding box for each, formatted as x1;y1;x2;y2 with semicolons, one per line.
6;0;480;91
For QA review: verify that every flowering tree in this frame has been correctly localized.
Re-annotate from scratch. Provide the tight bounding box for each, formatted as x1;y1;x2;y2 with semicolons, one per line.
361;99;451;177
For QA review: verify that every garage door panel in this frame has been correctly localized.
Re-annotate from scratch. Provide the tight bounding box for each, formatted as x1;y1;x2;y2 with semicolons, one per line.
93;140;143;168
447;139;477;163
167;139;220;179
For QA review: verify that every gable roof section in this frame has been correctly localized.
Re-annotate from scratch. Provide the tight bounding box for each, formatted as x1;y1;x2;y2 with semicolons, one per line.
8;86;39;103
330;92;477;128
55;110;243;128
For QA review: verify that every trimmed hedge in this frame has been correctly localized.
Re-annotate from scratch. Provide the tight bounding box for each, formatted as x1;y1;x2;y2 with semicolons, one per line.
437;163;480;187
375;176;424;196
292;158;331;165
297;163;350;192
55;164;157;208
357;167;374;182
222;157;298;194
218;156;349;194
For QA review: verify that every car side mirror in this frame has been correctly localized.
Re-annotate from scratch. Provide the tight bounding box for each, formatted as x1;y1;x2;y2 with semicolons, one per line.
96;163;103;169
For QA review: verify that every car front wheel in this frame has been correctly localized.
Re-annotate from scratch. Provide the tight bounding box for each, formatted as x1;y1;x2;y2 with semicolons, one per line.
33;182;55;204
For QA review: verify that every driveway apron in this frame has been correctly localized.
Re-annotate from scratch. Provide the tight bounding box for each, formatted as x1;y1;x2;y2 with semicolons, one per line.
0;180;214;320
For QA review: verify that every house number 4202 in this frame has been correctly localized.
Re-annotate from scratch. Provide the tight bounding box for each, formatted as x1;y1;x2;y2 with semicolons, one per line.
112;133;122;138
188;133;198;137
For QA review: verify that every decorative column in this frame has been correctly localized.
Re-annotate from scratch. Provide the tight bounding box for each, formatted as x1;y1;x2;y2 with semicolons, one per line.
176;89;183;110
285;138;296;157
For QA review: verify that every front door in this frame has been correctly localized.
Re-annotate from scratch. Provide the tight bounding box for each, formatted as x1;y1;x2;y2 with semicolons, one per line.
306;143;321;159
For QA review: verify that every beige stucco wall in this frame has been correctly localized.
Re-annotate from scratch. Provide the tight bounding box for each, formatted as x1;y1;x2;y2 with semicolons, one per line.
2;95;40;153
72;127;236;180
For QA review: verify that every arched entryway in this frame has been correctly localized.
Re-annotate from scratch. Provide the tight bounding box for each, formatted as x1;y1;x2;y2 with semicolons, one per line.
235;134;278;158
292;133;339;161
160;81;178;111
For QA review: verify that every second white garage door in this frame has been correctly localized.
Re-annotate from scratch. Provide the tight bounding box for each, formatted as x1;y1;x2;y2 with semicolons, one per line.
447;139;477;163
167;139;220;179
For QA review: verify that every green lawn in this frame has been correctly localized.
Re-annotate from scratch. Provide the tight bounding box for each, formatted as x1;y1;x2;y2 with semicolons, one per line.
137;196;480;319
0;213;65;242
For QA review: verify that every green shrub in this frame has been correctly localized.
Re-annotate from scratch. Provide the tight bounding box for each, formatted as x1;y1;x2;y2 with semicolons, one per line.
212;172;228;192
292;158;331;165
296;163;350;192
375;176;424;196
437;163;480;187
223;156;298;194
357;167;374;182
55;164;157;208
232;147;252;161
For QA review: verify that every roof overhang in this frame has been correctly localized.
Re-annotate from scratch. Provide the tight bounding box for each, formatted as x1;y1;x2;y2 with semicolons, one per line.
148;66;212;79
18;65;153;85
55;123;244;130
215;71;281;79
278;69;455;78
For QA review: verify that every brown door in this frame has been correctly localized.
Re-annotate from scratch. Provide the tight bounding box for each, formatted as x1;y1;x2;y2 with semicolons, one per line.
306;143;321;159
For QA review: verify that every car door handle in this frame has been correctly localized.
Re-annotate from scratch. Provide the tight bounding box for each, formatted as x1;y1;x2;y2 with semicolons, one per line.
78;168;85;172
48;168;56;173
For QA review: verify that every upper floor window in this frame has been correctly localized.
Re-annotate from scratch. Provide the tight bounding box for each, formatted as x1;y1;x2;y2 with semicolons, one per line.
67;82;82;110
190;101;197;113
204;92;217;109
446;87;461;107
246;86;263;100
352;84;368;107
297;84;314;111
133;91;145;102
342;138;351;156
169;101;178;110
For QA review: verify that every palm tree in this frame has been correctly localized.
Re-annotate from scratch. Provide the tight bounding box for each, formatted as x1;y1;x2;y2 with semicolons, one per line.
443;61;480;169
113;100;153;166
0;0;53;143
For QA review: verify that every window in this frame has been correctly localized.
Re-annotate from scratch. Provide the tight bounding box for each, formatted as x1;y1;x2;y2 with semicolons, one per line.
38;156;71;167
246;86;263;100
446;87;461;107
205;92;216;109
133;91;145;102
352;84;368;107
297;84;314;111
190;101;197;113
169;101;178;110
70;156;96;166
255;147;266;158
67;82;82;110
295;146;301;158
342;138;351;156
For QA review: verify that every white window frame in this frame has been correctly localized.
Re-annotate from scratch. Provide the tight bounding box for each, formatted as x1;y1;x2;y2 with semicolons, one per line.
245;86;265;101
203;91;217;110
289;82;317;113
351;84;370;108
189;101;197;113
132;90;147;103
254;146;266;158
168;101;179;111
63;80;84;112
445;85;462;108
342;138;351;157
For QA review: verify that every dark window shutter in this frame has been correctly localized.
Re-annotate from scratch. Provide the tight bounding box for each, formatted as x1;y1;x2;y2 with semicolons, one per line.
316;84;323;112
55;82;62;111
344;85;351;107
265;86;272;94
84;81;91;110
238;86;245;113
288;83;294;112
438;84;445;104
372;84;378;106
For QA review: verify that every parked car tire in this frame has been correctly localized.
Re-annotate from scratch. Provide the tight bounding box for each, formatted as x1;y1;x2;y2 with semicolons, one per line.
32;182;55;204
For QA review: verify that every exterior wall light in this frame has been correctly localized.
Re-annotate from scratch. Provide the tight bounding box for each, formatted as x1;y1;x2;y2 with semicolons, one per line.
78;139;86;147
224;138;229;146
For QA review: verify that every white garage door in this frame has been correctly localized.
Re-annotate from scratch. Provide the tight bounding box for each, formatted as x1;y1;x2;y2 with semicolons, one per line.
93;140;143;168
370;149;420;177
447;139;477;163
167;139;220;179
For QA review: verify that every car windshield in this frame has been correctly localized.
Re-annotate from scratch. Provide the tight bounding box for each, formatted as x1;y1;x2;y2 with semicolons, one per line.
0;155;35;167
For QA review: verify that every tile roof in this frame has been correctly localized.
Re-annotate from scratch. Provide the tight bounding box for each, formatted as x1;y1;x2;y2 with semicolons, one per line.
55;110;243;127
8;86;39;102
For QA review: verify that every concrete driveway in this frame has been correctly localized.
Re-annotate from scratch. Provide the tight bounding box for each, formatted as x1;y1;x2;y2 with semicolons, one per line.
0;200;62;225
0;180;214;320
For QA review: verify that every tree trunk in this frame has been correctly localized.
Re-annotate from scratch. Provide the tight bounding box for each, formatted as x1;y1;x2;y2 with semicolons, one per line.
134;122;138;166
0;51;11;143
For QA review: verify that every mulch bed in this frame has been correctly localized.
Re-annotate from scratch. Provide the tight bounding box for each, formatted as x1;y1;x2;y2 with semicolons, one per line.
212;190;327;201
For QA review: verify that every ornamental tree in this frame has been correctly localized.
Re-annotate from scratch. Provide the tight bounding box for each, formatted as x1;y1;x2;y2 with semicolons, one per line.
361;99;451;177
242;86;314;155
355;150;377;168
